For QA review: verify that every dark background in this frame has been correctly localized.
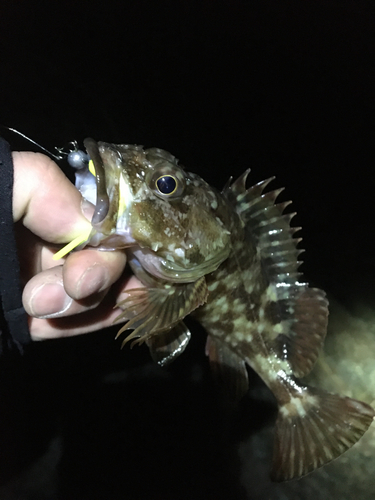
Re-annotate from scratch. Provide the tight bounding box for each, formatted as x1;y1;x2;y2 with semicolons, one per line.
1;1;375;499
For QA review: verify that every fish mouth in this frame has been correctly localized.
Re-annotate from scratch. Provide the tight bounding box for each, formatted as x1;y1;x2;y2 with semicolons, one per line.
84;138;110;225
82;138;136;248
130;245;230;283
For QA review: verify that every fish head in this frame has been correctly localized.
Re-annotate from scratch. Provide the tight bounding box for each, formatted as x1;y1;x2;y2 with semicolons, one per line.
82;140;231;282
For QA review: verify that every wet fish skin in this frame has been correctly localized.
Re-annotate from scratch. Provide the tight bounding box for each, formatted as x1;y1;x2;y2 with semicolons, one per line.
193;174;375;480
84;142;231;281
78;140;375;482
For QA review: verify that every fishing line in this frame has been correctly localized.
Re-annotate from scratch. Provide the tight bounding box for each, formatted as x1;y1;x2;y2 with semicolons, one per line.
1;125;94;259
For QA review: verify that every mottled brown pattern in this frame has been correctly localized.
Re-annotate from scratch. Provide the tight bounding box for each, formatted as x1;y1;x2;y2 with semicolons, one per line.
79;141;375;482
264;300;282;325
194;211;273;360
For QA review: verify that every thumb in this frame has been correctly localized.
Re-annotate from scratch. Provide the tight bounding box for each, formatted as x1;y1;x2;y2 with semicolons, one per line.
12;151;92;244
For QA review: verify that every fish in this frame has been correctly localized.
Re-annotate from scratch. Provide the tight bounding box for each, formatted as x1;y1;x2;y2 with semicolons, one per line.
72;138;374;482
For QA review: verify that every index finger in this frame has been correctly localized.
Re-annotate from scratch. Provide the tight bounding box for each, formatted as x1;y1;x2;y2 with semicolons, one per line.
12;151;92;244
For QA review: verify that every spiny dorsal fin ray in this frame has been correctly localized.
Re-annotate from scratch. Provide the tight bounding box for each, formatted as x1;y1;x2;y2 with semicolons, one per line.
115;277;208;347
221;175;234;193
224;173;302;283
238;188;287;216
272;386;375;481
222;168;251;196
225;171;328;377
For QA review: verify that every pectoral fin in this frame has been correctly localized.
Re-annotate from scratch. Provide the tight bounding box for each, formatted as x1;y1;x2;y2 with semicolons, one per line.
115;276;208;347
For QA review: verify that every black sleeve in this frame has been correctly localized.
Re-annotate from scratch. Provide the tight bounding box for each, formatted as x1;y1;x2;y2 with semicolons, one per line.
0;137;31;355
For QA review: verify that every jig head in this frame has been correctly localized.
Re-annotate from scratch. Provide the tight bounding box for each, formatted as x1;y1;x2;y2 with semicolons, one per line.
1;126;104;260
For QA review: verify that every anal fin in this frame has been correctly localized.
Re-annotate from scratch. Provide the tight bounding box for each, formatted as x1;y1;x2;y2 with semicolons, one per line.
206;336;249;402
271;386;375;481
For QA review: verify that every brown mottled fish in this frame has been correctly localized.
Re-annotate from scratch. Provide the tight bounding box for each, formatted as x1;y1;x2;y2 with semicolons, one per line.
72;139;374;482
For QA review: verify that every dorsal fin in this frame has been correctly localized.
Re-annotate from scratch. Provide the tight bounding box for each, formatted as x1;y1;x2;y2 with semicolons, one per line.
224;171;328;378
224;172;303;285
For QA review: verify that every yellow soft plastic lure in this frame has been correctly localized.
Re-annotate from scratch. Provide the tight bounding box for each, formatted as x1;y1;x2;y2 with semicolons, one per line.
88;159;96;177
52;160;96;260
52;228;93;261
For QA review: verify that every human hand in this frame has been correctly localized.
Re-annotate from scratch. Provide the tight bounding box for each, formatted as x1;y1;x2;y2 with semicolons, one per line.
13;151;141;340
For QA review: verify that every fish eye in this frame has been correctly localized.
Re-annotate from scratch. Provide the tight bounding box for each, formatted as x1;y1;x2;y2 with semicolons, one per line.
148;165;186;199
155;175;177;195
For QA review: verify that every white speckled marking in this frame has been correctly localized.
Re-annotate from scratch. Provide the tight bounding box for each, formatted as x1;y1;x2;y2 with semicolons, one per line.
266;284;278;302
175;248;185;258
273;323;284;334
280;394;318;419
215;296;227;307
208;281;219;292
233;316;249;331
236;331;245;341
210;314;221;323
253;354;277;380
257;323;265;334
233;299;246;313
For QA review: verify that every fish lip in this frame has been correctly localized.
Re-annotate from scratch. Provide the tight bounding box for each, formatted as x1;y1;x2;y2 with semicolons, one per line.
130;244;231;284
163;244;230;271
130;247;194;283
88;142;135;241
88;230;137;249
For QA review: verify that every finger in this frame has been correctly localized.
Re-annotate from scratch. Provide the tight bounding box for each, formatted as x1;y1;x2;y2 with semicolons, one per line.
23;247;128;316
12;151;92;243
62;248;127;300
22;265;108;318
28;275;143;340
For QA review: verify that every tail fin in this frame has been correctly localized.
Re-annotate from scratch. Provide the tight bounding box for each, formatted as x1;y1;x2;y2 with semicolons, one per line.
271;387;375;481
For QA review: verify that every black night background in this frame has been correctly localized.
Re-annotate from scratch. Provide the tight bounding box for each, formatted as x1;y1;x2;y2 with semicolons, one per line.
1;1;375;499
